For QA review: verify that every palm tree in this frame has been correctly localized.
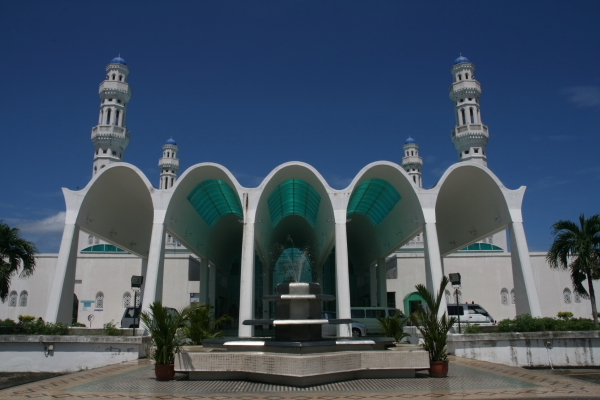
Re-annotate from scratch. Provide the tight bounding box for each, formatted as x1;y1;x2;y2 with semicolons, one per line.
182;303;232;345
0;221;38;301
547;214;600;325
141;302;192;365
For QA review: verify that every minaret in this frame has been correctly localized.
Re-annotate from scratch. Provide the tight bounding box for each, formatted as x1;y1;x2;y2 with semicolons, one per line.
91;56;132;174
401;136;423;188
159;138;179;189
449;55;489;166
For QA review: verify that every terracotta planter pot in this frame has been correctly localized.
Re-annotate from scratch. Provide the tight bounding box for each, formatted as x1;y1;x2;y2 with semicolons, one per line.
429;361;449;378
155;364;175;381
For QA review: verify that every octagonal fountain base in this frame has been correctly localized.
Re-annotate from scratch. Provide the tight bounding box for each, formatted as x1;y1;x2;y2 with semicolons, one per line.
175;345;429;387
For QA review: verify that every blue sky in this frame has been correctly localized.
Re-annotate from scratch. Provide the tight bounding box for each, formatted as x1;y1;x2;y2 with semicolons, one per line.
1;1;599;253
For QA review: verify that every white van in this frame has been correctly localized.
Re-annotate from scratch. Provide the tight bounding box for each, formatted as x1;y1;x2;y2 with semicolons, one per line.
350;307;403;335
447;303;494;325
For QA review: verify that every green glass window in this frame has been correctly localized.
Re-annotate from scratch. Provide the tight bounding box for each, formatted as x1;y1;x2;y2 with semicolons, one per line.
267;179;321;227
187;179;243;227
458;243;503;252
347;179;401;226
80;244;127;253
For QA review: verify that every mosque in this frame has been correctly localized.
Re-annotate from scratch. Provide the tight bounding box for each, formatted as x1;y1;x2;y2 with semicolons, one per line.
1;56;594;336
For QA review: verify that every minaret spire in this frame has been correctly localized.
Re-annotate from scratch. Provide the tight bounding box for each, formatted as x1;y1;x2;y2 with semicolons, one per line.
401;136;423;187
91;56;132;174
449;55;489;166
159;138;180;189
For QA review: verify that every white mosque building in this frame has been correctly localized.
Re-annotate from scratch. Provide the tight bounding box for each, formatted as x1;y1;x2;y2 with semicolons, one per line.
1;56;595;335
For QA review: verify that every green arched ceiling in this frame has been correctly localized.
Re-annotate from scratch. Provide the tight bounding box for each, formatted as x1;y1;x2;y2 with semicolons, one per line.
347;178;401;226
187;179;243;227
267;179;321;227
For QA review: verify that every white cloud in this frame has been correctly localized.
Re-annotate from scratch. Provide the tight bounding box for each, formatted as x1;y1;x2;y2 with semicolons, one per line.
563;86;600;108
11;212;66;234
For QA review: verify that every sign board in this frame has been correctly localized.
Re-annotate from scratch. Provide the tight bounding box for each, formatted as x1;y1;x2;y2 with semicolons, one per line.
190;297;200;303
81;300;94;311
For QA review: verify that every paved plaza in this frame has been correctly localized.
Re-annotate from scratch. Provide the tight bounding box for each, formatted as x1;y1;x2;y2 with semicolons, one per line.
3;356;600;399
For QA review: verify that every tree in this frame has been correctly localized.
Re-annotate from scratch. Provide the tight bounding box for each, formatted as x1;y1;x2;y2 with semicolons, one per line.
547;214;600;325
182;303;232;345
0;221;38;301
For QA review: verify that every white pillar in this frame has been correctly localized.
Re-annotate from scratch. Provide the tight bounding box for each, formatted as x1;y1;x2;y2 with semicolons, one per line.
335;221;351;337
238;221;256;338
45;223;80;323
369;264;377;306
377;257;387;307
423;222;447;319
140;223;166;314
510;222;542;317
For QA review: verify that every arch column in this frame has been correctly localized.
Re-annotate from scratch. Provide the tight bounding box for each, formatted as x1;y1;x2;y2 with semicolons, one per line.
334;211;351;337
45;222;80;323
422;214;447;319
510;220;542;316
238;218;256;338
140;222;167;314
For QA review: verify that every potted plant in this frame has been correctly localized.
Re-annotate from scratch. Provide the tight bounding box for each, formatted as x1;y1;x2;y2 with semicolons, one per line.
377;309;410;343
409;276;457;378
141;301;191;381
182;303;232;345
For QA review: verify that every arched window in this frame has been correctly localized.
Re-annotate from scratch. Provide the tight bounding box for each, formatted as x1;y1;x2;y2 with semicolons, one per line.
99;109;103;124
574;291;582;303
106;109;111;124
500;288;509;305
470;108;475;123
19;291;28;307
465;73;469;79
8;291;17;307
123;292;131;308
88;235;93;245
112;74;115;80
458;74;462;81
510;289;515;304
135;291;141;307
119;75;123;81
171;177;174;187
454;290;462;303
460;108;466;125
445;290;451;304
95;292;104;309
115;110;120;126
563;288;572;304
94;237;99;244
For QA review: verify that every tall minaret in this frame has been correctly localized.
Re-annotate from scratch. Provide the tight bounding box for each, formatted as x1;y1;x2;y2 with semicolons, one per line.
401;136;423;188
159;138;179;189
91;56;132;174
449;55;489;166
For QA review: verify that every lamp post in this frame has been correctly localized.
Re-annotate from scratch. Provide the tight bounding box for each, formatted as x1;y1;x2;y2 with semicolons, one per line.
131;275;144;336
449;273;461;334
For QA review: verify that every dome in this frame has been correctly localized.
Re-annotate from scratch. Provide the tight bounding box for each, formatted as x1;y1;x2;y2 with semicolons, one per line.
165;138;177;145
110;56;127;65
404;136;416;144
453;55;470;65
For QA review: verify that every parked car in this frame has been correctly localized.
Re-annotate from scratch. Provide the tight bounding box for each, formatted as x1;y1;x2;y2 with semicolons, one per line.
446;303;495;325
349;307;403;335
121;307;141;328
321;311;367;338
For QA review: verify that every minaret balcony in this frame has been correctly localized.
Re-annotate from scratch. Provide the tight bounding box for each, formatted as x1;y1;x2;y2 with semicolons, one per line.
451;124;489;139
401;155;423;167
159;158;180;169
91;125;130;148
449;80;481;99
99;81;132;100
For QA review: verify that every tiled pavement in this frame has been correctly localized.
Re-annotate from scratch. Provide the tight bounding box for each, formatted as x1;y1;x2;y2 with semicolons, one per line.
4;356;600;400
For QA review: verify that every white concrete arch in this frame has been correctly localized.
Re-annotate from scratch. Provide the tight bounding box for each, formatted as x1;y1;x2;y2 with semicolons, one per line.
46;163;155;323
344;161;427;308
432;162;541;316
144;163;247;314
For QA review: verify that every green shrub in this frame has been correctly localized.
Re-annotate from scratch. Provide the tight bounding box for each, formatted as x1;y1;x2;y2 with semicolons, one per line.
71;322;86;327
498;314;598;333
0;318;17;327
377;309;410;342
18;315;36;323
22;318;70;335
103;321;122;336
463;323;483;334
182;303;232;345
557;311;574;320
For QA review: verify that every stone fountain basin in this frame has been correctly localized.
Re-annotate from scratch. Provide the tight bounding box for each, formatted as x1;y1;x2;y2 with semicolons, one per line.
243;318;352;326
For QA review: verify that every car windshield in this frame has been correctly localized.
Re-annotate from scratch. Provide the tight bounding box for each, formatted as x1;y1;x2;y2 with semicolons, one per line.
470;306;489;316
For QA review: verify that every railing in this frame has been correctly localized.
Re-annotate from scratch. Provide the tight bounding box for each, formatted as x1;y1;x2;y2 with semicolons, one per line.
452;124;489;138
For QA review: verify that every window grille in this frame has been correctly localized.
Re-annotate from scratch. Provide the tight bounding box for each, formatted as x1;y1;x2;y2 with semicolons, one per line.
96;292;104;309
19;291;28;307
500;288;509;305
574;291;582;303
8;291;17;307
88;235;93;245
135;290;140;307
445;290;451;304
563;288;572;304
123;292;131;308
510;289;515;304
455;290;462;303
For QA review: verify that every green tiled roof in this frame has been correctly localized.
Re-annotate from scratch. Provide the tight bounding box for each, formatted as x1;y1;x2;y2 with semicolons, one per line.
268;179;321;227
187;179;243;227
81;244;127;253
347;179;401;226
